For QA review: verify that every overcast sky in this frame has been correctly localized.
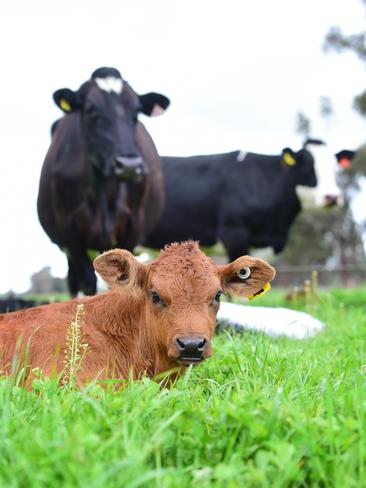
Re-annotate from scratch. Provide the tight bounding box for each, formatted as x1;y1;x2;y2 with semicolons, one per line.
1;0;366;293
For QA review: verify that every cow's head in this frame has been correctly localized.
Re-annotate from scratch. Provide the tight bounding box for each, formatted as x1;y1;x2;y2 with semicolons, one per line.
335;150;356;169
53;67;170;183
282;139;342;208
281;146;317;188
94;241;275;366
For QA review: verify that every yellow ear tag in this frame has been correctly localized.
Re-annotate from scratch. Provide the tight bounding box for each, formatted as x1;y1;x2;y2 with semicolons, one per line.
60;98;72;112
282;152;296;166
248;282;271;300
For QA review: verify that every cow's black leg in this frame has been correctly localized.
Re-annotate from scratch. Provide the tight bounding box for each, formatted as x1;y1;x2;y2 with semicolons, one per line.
67;249;97;296
67;257;79;297
79;254;97;296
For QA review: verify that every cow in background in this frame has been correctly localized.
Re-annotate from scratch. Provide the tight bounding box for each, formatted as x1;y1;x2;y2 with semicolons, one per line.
0;242;275;386
335;149;366;250
0;293;49;313
335;150;356;170
145;140;340;261
38;67;169;296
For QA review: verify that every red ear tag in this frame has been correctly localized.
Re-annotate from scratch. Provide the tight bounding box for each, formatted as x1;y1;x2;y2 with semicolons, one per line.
339;158;351;169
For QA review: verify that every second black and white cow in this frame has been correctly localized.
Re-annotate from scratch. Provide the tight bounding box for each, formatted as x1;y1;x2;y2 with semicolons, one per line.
145;141;340;261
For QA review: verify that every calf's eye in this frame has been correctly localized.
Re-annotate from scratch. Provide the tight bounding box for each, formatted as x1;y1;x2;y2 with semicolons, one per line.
237;267;251;280
151;290;162;305
214;290;223;303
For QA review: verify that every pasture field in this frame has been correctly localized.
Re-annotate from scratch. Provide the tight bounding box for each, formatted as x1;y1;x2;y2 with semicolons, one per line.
0;289;366;487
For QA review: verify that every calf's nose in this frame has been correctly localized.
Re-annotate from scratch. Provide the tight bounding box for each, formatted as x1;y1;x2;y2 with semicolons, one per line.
176;336;207;361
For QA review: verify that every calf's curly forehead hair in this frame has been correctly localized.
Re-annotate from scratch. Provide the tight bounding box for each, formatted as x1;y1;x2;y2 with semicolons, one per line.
152;241;214;273
148;241;218;299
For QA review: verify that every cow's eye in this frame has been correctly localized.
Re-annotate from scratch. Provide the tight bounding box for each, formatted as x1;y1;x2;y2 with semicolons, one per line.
85;105;99;119
237;267;251;280
214;290;223;303
151;290;162;305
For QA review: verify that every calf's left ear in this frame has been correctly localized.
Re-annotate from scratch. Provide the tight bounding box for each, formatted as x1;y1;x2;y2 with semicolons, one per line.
93;249;147;290
219;256;276;299
139;92;170;116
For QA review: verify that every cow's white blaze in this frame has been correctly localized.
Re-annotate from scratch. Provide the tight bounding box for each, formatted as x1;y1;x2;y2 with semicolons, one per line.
296;143;342;208
95;76;123;94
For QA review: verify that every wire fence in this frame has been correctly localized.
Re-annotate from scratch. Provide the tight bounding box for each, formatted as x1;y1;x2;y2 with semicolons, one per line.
273;264;366;288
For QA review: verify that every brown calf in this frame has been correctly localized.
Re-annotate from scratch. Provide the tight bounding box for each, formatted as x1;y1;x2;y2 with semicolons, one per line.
0;241;275;385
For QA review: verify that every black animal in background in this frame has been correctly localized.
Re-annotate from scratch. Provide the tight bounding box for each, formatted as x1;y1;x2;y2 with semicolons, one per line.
145;141;336;261
38;67;169;296
0;293;49;313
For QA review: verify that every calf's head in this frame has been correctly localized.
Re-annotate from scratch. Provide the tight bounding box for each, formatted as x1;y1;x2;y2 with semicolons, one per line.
53;67;170;183
94;242;275;366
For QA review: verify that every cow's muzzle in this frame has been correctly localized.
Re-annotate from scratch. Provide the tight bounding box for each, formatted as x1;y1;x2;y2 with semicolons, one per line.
323;194;340;208
114;156;145;183
174;335;210;364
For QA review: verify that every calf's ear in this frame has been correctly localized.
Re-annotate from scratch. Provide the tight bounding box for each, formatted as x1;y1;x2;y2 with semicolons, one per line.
139;92;170;116
219;256;275;299
93;249;147;290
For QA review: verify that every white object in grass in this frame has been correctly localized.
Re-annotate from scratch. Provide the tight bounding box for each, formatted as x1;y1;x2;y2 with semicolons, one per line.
217;302;324;339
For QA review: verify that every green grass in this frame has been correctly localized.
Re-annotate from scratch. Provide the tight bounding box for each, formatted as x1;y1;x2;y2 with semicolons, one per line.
1;289;366;487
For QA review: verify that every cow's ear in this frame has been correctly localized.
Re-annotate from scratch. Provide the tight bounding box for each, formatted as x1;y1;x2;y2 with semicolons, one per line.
219;256;275;299
139;92;170;116
93;249;147;290
281;148;297;167
53;88;82;113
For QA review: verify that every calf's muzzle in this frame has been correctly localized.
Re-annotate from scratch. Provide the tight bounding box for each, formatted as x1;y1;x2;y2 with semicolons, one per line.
175;336;209;363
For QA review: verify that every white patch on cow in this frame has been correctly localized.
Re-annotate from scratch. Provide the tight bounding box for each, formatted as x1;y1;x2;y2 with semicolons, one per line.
236;150;247;162
345;175;366;252
296;143;342;208
217;302;324;339
95;76;123;94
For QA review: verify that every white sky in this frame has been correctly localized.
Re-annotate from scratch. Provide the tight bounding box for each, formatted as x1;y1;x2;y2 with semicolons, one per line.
1;0;366;293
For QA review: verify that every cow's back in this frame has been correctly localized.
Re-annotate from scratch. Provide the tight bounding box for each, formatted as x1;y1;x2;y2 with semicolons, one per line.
145;152;237;248
145;150;301;256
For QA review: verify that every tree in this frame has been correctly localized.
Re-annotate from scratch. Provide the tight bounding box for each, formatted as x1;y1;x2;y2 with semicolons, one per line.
295;111;311;137
324;5;366;117
319;96;333;121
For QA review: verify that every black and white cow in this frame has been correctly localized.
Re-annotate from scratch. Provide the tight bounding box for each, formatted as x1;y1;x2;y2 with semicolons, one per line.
335;148;366;248
38;67;169;296
145;140;341;261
